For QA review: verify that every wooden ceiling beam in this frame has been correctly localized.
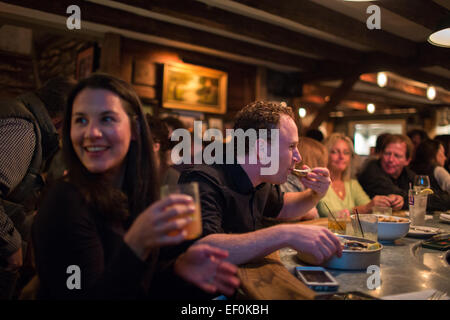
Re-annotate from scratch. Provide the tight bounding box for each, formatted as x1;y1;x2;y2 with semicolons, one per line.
300;47;450;85
3;0;317;71
303;84;435;109
232;0;417;57
309;74;360;129
115;0;361;64
378;0;448;31
394;69;450;92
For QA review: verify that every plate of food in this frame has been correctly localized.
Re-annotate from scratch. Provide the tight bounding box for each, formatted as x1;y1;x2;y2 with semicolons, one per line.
407;226;441;238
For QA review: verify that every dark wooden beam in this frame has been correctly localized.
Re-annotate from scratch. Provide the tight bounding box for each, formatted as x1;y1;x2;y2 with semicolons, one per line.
118;0;361;64
3;0;318;71
378;0;449;31
309;75;360;129
395;69;450;92
303;84;436;109
99;33;121;77
300;47;450;84
232;0;417;57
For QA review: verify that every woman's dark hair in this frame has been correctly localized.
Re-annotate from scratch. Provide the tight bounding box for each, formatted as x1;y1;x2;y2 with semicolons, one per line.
62;73;159;223
410;139;442;175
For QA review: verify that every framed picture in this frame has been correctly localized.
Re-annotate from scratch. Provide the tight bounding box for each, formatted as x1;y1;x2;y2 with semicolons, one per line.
132;60;156;86
162;62;227;114
76;46;95;80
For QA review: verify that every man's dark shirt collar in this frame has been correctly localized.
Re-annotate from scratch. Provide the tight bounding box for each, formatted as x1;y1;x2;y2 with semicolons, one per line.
226;162;266;194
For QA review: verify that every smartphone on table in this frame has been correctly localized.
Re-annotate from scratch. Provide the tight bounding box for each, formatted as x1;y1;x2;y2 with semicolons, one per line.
295;266;339;292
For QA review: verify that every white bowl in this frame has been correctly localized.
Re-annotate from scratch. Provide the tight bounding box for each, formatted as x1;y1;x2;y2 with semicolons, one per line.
375;214;410;241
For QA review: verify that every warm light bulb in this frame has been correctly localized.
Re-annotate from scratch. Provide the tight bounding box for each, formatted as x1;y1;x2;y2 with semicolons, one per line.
377;72;387;87
367;103;375;114
299;108;306;118
427;86;436;100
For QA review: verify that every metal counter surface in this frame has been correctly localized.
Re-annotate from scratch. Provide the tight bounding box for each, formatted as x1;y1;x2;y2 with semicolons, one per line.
280;213;450;299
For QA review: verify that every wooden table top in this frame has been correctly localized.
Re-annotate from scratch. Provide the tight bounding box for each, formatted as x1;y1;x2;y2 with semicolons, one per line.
237;218;328;300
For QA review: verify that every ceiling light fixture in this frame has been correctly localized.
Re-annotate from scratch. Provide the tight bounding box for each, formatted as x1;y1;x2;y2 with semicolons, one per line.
367;103;375;114
427;86;436;101
428;16;450;48
377;72;388;88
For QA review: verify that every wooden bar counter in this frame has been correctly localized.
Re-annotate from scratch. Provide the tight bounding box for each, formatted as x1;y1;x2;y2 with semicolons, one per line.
237;218;328;300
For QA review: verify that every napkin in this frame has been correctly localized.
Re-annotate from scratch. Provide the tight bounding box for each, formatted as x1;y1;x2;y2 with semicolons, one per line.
382;289;448;300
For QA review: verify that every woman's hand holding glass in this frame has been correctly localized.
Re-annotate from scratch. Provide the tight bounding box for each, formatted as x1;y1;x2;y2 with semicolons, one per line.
124;194;195;260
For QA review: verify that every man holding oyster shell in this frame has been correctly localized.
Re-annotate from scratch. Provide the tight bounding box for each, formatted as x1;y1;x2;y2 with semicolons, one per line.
179;101;342;265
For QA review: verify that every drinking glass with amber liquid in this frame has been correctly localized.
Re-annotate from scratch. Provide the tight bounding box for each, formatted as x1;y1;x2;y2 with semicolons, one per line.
327;209;350;235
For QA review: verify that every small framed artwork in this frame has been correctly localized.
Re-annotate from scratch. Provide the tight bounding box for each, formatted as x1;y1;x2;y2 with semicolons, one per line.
76;46;95;80
162;62;227;114
132;60;156;87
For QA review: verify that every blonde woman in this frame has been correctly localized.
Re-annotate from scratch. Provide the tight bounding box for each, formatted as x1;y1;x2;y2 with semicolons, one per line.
280;137;328;220
317;133;392;217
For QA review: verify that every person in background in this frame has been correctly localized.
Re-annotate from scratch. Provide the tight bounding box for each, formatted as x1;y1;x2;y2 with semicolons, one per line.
410;139;450;199
145;114;180;185
0;76;75;299
357;132;392;177
32;74;239;299
358;134;415;210
434;134;450;173
305;128;324;143
407;129;429;156
280;137;328;220
317;133;394;217
359;133;450;212
179;101;342;266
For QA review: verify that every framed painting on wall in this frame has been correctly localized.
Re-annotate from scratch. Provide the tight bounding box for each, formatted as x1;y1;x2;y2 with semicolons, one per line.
162;62;227;114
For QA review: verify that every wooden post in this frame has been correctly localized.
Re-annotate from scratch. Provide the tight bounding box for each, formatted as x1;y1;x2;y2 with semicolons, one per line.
99;33;121;77
255;66;267;101
309;74;360;130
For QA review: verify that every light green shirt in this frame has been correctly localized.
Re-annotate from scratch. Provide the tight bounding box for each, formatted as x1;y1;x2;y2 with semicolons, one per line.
317;179;371;217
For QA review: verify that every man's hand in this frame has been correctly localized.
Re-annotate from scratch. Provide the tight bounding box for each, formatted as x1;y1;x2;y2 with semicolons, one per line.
174;244;240;296
371;195;392;208
301;167;331;198
5;247;23;271
285;224;342;264
387;194;404;210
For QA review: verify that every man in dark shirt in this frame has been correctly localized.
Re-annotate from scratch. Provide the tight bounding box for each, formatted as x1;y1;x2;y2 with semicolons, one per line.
179;101;342;265
358;134;413;210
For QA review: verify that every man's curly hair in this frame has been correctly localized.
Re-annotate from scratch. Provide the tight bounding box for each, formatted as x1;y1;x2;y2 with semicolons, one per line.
233;101;295;154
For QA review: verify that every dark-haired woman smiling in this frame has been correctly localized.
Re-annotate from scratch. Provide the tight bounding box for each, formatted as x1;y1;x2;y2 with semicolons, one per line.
32;74;239;299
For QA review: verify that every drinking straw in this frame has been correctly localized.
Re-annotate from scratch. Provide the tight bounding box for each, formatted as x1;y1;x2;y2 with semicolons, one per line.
354;208;365;238
323;202;344;231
